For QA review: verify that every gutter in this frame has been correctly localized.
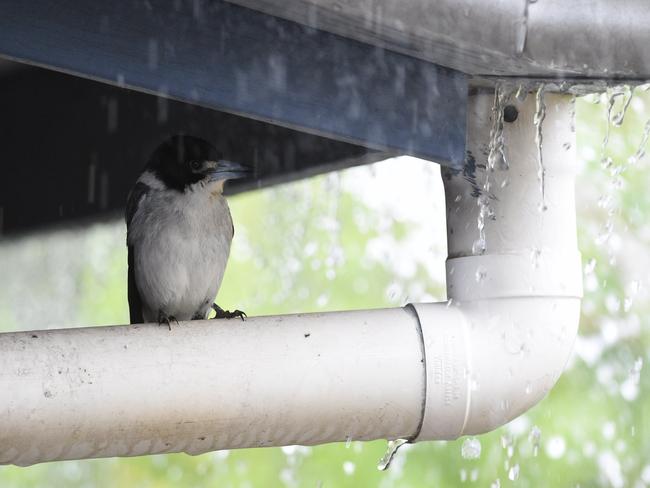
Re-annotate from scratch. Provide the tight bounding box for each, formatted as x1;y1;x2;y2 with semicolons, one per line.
228;0;650;80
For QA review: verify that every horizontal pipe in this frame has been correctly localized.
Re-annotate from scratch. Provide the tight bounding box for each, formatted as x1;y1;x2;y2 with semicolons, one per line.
0;308;426;466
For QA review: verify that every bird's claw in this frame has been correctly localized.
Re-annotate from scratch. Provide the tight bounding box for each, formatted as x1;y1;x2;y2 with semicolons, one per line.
211;303;246;321
158;311;178;330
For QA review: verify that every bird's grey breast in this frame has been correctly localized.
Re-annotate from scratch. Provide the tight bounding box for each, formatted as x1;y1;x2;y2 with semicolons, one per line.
129;182;233;320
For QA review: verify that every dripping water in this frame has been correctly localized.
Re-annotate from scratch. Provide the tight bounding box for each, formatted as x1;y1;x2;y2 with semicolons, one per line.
628;118;650;166
569;94;577;134
533;85;547;211
474;83;513;254
611;85;633;127
529;425;542;457
515;1;530;55
508;464;520;481
377;438;409;471
597;86;640;249
515;82;530;102
603;88;621;152
488;86;511;172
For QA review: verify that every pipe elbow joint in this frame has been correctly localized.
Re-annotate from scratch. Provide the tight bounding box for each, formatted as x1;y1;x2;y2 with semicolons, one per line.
412;279;581;442
459;297;580;437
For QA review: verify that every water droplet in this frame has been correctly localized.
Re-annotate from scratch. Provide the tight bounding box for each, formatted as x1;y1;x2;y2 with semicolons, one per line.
610;85;633;127
488;84;512;171
514;5;528;55
461;438;481;459
533;85;547;208
106;97;119;133
601;156;614;170
459;468;467;482
525;381;532;394
508;464;520;481
621;357;643;401
605;294;621;313
342;461;355;475
584;93;601;104
316;294;329;307
515;82;529;101
454;194;462;203
475;266;487;282
628;119;650;165
597;193;612;209
157;94;169;124
148;38;159;70
545;435;566;459
500;433;513;450
596;221;614;245
530;248;542;268
633;356;644;373
475;84;517;257
500;398;510;412
640;464;650;485
345;436;352;448
377;439;408;471
490;479;501;488
87;159;97;204
529;425;542;456
472;237;486;255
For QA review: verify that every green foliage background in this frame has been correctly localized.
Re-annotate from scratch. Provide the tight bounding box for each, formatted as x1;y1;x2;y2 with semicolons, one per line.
0;89;649;487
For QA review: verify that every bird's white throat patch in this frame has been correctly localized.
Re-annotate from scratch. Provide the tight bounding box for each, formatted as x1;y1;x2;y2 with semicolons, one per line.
137;171;166;190
206;179;225;196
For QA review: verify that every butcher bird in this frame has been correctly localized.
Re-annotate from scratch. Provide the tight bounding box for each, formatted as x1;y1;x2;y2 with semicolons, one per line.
126;135;249;327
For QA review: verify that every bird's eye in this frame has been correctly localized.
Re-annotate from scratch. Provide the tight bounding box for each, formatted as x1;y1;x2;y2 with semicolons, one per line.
190;161;201;171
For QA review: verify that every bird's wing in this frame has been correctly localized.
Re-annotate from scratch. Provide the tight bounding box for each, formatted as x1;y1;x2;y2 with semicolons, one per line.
125;182;150;324
127;246;144;324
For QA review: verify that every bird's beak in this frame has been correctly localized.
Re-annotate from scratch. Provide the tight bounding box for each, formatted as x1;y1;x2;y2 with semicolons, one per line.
206;160;251;181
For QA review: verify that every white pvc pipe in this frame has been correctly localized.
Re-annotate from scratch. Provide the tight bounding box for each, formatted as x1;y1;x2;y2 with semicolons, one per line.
416;91;582;440
0;308;427;465
0;91;581;466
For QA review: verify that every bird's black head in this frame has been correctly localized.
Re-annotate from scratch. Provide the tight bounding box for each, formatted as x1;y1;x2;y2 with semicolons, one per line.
146;135;250;192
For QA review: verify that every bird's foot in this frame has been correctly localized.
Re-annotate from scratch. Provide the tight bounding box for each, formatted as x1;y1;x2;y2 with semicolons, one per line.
211;303;246;321
158;310;179;330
